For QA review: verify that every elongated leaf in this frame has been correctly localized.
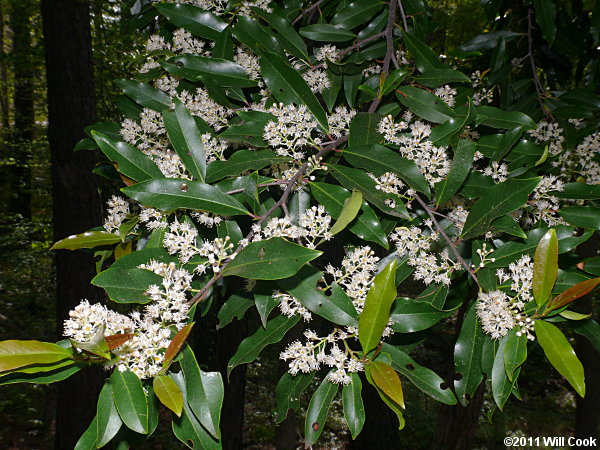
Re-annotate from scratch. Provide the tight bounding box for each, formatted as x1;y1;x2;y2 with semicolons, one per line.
92;132;164;182
154;3;227;40
349;112;382;146
232;16;285;57
97;383;123;447
92;268;162;304
414;68;470;87
218;294;254;329
342;373;365;439
380;344;456;404
435;140;476;206
278;265;359;327
329;165;409;218
462;177;541;239
254;293;279;328
223;237;321;280
343;144;430;195
252;9;309;60
0;340;72;373
553;182;600;200
310;182;388;248
166;55;256;87
396;86;456;124
75;415;99;450
299;24;356;42
492;336;519;410
304;377;339;446
429;100;475;147
0;363;81;386
154;375;184;417
359;260;398;354
115;79;171;111
534;0;557;45
163;323;195;368
228;315;299;376
180;346;224;439
105;334;134;351
259;50;328;131
401;31;446;72
122;178;249;216
548;277;600;311
571;319;600;353
51;230;121;251
274;372;315;423
454;302;484;405
331;0;383;29
369;361;404;408
330;189;362;236
390;298;454;333
559;206;600;229
163;100;206;182
504;328;527;382
206;150;290;183
535;320;585;396
475;106;536;130
110;370;148;434
533;229;558;308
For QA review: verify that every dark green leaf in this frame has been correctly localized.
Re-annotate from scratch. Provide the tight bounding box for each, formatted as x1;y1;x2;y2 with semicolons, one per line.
454;302;484;406
206;150;290;183
274;372;315;423
559;207;600;230
91;268;162;304
254;292;279;328
349;112;383;147
97;383;123;447
330;189;362;236
396;86;456;124
253;9;309;60
401;31;446;72
553;183;600;200
299;24;356;42
534;0;557;46
390;298;454;333
492;336;519;410
115;79;171;111
110;370;148;434
571;319;600;354
414;68;470;87
435;140;476;207
342;373;365;439
304;377;339;446
218;294;254;329
504;328;527;382
154;3;227;40
165;55;256;87
475;106;536;130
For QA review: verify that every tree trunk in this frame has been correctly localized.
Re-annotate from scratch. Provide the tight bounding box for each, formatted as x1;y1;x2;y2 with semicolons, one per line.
40;1;104;448
9;0;35;218
0;6;10;130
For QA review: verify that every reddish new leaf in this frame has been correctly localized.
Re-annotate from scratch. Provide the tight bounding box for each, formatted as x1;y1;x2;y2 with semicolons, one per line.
105;333;135;351
547;277;600;312
163;323;195;368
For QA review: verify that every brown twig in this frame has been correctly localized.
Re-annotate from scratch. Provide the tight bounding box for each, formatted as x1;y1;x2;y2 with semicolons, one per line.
413;194;480;288
188;135;349;306
398;0;409;32
292;0;325;25
527;8;553;120
225;180;287;195
368;0;398;113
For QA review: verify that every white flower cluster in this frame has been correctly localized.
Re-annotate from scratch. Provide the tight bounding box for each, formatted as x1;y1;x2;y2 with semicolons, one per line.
434;85;457;108
191;211;223;228
471;71;494;105
478;255;536;340
273;290;312;321
164;219;199;264
139;207;168;230
150;0;227;15
528;120;564;156
482;161;508;183
556;130;600;185
201;133;228;163
526;176;567;227
315;45;340;67
378;114;450;186
302;69;331;94
104;196;130;234
63;300;135;343
369;171;405;195
263;103;319;159
447;205;468;234
178;87;233;130
234;47;261;80
280;329;364;385
196;236;237;275
327;106;356;139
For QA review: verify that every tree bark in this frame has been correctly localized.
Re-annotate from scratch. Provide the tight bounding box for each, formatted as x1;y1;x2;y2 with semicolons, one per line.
40;1;104;448
0;5;10;130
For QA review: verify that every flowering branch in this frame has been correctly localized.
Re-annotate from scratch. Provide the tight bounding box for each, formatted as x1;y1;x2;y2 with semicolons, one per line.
413;194;480;288
310;31;386;72
189;135;349;306
292;0;326;25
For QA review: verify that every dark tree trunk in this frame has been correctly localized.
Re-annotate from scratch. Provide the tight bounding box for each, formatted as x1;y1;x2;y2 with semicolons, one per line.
349;375;402;450
40;1;104;448
0;6;9;130
9;0;35;218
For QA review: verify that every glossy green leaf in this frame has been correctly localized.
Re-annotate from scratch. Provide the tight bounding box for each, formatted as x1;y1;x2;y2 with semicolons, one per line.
154;3;227;40
278;265;359;327
163;99;206;182
223;237;321;280
535;320;585;396
0;363;81;386
92;131;164;182
331;0;383;29
428;100;475;147
153;375;184;417
559;206;600;229
304;377;339;446
299;24;356;41
401;30;446;72
259;50;329;131
75;415;99;450
414;68;470;87
0;340;72;373
396;86;456;124
165;55;256;87
492;336;519;410
343;144;430;195
122;178;249;216
553;183;600;200
110;370;148;434
534;0;557;45
435;140;476;207
217;294;254;329
504;328;527;382
91;268;162;304
206;150;290;183
227;315;299;376
462;177;541;239
232;16;284;57
342;373;365;439
115;79;171;111
380;344;457;404
51;230;121;251
359;259;398;354
253;8;309;60
329;189;362;236
97;383;123;447
475;106;536;130
274;372;315;423
390;298;454;333
369;361;404;408
533;229;558;308
348;112;382;146
454;302;484;405
310;182;388;248
571;319;600;354
490;215;527;239
329;165;409;218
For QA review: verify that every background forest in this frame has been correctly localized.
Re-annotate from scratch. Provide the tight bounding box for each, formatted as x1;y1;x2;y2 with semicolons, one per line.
0;0;598;449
